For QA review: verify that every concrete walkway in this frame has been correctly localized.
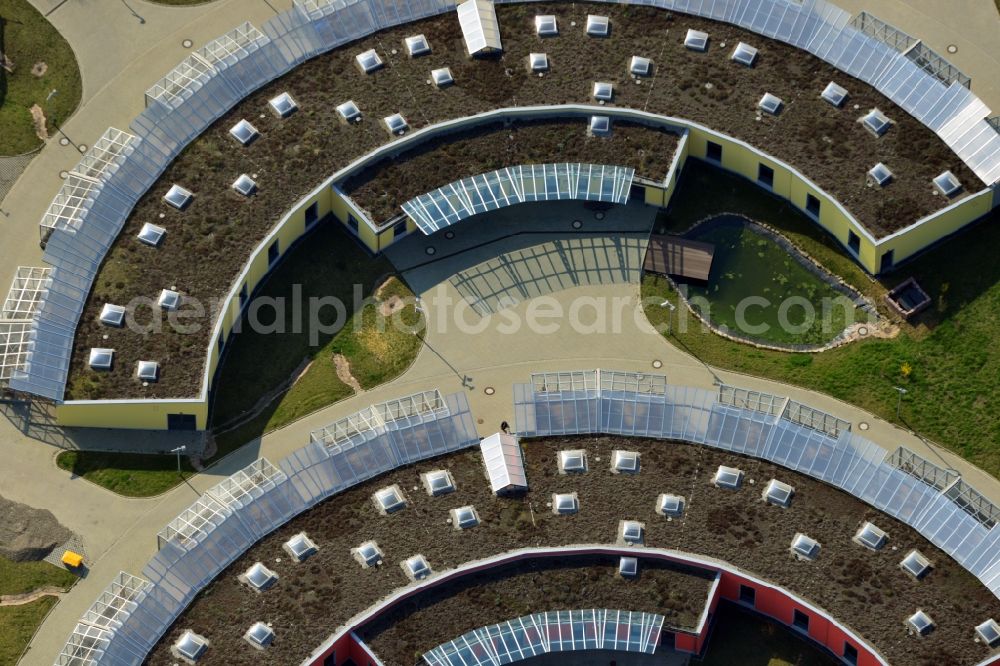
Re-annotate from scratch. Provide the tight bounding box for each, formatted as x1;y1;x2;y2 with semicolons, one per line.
13;201;1000;664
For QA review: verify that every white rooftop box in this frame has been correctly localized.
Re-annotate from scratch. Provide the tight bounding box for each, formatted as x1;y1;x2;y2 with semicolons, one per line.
404;34;431;58
99;303;126;327
268;92;297;118
422;469;456;496
685;29;709;52
790;533;820;561
586;15;609;37
657;493;685;517
535;15;557;36
352;540;383;568
356;48;383;73
163;184;193;210
137;222;166;247
229;119;259;145
762;479;793;507
89;348;114;371
402;554;431;581
283;532;318;561
373;484;407;514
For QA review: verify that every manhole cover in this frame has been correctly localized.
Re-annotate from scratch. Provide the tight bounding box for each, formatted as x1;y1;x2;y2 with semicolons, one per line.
58;170;68;179
859;422;870;431
858;326;869;336
444;230;455;239
425;246;436;255
477;418;484;425
182;38;194;48
571;220;583;229
947;44;958;54
59;137;69;146
484;387;496;396
78;144;88;153
652;360;663;369
594;211;605;221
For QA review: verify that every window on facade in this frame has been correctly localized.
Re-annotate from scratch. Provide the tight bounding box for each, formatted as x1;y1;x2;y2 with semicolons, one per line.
706;141;722;162
758;164;774;188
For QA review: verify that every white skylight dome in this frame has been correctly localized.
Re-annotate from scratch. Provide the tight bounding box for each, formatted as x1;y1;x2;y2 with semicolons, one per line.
975;618;1000;647
172;630;209;662
232;174;257;197
657;493;685;517
684;29;709;51
586;15;609;37
337;100;361;122
791;533;820;561
535;15;557;36
352;540;383;568
868;163;893;187
861;108;891;137
731;42;758;67
89;348;114;371
593;81;613;102
906;609;935;636
383;113;409;135
163;184;193;210
821;81;848;107
244;622;274;649
933;170;962;197
268;92;297;118
136;360;159;382
853;521;887;551
619;556;638;578
402;554;431;581
620;520;644;545
283;532;318;561
589;115;611;136
529;52;549;72
431;67;454;88
552;492;579;515
901;549;932;579
611;450;639;474
99;303;126;327
713;465;743;489
629;55;652;77
158;289;180;311
404;34;431;58
229;119;259;146
137;222;166;247
451;505;480;530
558;449;587;474
373;484;406;514
241;562;278;591
762;479;793;507
758;93;783;116
422;469;456;496
355;48;383;74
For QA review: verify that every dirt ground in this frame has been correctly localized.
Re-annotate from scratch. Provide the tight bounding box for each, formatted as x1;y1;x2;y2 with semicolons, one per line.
146;437;1000;666
66;2;978;401
360;555;715;665
344;119;680;222
0;495;71;562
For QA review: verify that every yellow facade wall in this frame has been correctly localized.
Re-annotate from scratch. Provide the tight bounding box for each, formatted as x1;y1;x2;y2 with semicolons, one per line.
56;400;208;430
877;190;994;266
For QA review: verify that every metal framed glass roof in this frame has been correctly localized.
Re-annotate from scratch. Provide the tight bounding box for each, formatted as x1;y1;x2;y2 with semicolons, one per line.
81;572;151;631
55;623;113;666
197;21;270;69
402;163;634;234
73;128;136;181
146;53;216;109
422;609;664;665
41;173;102;232
2;267;50;320
457;0;502;56
0;321;32;385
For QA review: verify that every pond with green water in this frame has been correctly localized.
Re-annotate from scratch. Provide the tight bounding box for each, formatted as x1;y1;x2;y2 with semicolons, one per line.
681;215;864;347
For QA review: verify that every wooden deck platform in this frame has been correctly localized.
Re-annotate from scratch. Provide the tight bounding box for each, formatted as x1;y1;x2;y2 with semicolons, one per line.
644;234;716;281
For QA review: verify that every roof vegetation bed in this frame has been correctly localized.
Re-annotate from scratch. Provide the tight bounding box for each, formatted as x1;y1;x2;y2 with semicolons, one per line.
343;119;679;223
67;2;978;402
147;437;1000;666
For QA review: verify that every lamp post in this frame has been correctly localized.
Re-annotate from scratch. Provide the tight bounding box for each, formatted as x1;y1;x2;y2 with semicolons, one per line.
660;299;676;335
45;89;83;153
893;386;907;419
171;445;187;476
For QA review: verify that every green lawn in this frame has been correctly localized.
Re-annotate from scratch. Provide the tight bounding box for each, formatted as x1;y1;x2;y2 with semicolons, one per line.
700;603;837;666
56;449;196;498
60;222;424;497
0;558;76;597
0;596;58;665
646;159;1000;479
0;0;81;155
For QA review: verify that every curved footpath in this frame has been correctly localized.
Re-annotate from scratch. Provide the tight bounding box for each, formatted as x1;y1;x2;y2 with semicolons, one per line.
0;1;998;664
10;277;1000;665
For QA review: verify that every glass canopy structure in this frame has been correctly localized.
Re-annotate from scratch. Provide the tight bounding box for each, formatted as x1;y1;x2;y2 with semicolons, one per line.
401;163;635;234
422;609;665;665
